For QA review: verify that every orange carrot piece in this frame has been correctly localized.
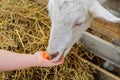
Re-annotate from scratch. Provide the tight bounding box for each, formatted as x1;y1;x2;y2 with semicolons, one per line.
42;51;49;59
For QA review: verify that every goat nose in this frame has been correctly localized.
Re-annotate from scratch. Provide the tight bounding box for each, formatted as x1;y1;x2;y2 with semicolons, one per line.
49;52;59;59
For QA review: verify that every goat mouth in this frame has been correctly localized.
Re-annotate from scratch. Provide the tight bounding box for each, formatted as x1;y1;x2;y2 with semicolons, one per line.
50;48;66;62
49;52;59;59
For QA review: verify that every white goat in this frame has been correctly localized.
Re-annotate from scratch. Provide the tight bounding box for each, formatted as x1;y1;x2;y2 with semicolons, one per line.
47;0;120;62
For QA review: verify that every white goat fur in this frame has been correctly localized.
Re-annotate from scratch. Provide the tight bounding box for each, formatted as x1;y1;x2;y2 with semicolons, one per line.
47;0;120;62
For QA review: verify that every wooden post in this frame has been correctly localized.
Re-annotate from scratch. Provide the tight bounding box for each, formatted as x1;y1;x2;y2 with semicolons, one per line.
81;32;120;67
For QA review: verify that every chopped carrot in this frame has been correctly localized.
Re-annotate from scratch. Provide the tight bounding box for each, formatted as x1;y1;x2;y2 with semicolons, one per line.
42;51;49;59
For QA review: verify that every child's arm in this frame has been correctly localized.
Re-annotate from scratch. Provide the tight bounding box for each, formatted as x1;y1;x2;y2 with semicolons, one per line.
0;50;63;71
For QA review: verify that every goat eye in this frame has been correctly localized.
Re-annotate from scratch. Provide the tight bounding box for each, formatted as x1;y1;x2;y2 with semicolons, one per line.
73;23;82;28
75;23;82;26
73;18;85;28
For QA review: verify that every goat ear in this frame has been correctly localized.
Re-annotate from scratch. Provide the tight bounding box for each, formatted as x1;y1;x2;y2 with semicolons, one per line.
89;1;120;23
97;0;106;4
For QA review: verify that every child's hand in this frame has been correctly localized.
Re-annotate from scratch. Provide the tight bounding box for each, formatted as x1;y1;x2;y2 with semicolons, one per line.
35;51;64;67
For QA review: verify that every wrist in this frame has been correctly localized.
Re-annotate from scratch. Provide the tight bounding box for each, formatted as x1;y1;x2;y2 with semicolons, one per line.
33;52;43;67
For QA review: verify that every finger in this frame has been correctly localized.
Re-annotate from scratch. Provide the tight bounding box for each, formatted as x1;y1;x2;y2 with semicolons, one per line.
49;61;63;67
46;59;64;67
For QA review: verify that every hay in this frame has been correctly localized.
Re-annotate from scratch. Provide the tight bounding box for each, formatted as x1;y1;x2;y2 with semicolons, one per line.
0;0;95;80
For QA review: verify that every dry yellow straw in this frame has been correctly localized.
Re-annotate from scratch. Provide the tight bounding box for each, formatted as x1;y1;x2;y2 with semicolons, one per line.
16;30;25;49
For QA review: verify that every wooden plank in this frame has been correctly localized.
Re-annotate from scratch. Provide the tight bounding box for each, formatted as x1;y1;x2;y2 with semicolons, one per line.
78;57;120;80
81;32;120;67
112;38;120;46
91;18;120;41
